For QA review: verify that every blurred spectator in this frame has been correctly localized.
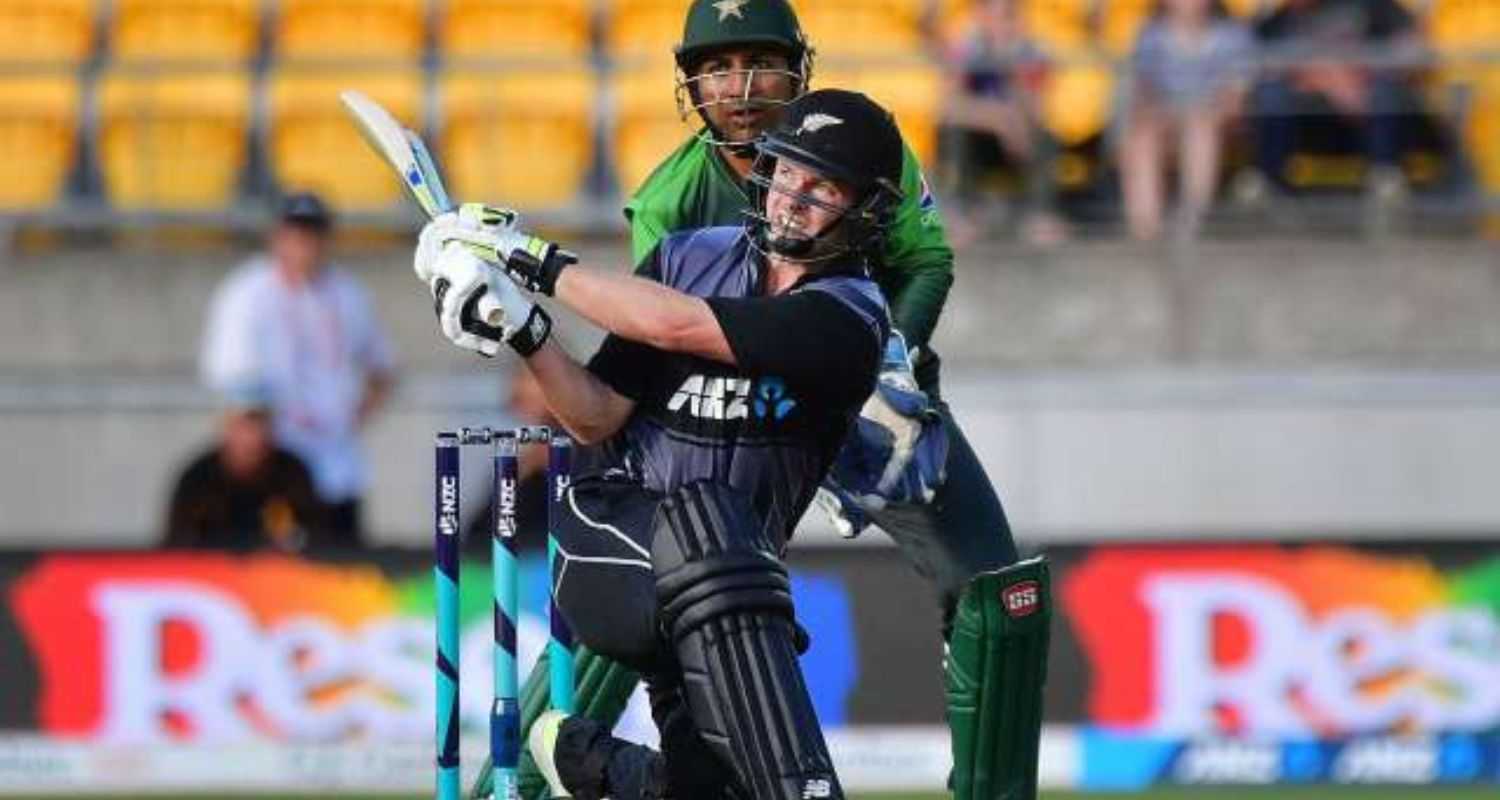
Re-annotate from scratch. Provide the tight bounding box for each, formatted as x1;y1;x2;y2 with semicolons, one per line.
164;383;331;552
463;369;557;553
1244;0;1424;212
1120;0;1253;240
199;193;397;543
937;0;1066;246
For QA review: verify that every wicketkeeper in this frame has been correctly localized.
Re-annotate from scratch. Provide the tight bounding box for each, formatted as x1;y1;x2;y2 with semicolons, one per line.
479;2;1052;798
416;90;905;800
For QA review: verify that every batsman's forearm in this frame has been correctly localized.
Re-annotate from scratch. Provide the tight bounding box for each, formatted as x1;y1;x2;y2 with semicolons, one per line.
554;264;732;362
522;342;633;445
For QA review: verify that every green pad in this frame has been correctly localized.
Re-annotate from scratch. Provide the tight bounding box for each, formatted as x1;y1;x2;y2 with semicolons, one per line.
945;557;1051;800
468;646;641;800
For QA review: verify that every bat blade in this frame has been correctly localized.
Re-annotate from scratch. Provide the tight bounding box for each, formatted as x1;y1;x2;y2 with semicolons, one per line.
339;90;451;217
340;89;506;327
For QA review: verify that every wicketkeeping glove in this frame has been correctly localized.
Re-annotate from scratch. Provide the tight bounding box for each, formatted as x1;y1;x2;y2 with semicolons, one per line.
818;331;949;537
424;203;577;296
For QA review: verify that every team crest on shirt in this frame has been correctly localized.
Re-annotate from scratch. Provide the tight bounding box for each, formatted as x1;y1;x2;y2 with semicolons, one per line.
917;171;939;226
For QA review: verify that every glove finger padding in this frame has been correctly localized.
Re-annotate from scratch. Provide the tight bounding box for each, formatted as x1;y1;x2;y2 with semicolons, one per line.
433;244;504;357
824;384;949;516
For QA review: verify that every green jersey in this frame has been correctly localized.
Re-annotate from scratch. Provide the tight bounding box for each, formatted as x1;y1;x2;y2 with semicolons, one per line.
623;133;955;358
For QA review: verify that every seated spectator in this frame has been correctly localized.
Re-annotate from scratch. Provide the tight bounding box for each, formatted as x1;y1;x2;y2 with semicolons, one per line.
1120;0;1253;241
938;0;1066;245
1245;0;1424;216
199;192;397;542
163;384;332;552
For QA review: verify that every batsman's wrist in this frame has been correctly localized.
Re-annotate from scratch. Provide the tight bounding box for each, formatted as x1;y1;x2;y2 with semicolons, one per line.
503;235;575;295
507;305;552;357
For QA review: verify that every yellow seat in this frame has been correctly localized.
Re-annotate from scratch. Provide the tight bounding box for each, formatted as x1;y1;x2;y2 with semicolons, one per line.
817;63;943;165
797;0;925;57
439;0;593;59
111;0;260;63
267;66;425;210
276;0;427;60
0;75;81;210
1471;91;1500;198
1023;0;1091;51
611;64;700;195
604;0;690;63
98;69;252;210
1100;0;1156;56
1039;60;1114;145
439;66;596;209
1429;0;1500;55
0;0;96;65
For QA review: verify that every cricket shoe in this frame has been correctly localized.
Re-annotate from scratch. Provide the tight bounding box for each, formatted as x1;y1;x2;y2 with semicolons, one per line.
529;709;576;799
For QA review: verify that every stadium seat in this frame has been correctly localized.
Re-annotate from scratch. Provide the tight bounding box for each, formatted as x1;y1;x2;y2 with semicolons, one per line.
111;0;260;63
604;0;690;62
797;0;925;57
439;0;593;59
1039;62;1114;146
610;63;700;195
439;66;596;209
1429;0;1500;58
275;0;427;60
97;69;252;210
817;63;943;165
1099;0;1156;56
1472;89;1500;198
1022;0;1091;51
266;66;425;210
0;0;96;65
0;75;81;210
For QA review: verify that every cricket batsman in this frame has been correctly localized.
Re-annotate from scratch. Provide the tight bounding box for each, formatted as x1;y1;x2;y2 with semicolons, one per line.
417;89;905;799
475;1;1053;798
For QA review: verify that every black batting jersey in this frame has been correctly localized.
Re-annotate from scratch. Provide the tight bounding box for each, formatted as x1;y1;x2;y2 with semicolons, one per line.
586;226;890;546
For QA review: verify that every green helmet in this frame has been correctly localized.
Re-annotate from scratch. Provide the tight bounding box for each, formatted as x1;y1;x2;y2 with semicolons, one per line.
674;0;811;77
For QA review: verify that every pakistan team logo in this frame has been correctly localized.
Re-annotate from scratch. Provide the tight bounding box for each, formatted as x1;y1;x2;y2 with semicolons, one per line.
752;377;796;421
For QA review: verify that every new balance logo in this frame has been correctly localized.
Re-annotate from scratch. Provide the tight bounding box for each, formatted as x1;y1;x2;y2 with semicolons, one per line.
667;375;752;421
1002;580;1040;618
802;778;833;798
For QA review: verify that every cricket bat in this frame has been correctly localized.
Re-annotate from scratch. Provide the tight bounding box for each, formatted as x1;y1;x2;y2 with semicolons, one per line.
340;90;505;326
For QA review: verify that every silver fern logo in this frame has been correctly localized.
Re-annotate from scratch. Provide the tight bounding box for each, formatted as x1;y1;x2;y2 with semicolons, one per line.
796;113;843;136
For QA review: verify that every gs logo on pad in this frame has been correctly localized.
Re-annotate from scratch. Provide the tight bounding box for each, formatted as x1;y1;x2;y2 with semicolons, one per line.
1001;580;1040;618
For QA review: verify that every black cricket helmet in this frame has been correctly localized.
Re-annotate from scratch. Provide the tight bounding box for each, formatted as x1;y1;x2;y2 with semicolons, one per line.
673;0;813;149
747;89;906;263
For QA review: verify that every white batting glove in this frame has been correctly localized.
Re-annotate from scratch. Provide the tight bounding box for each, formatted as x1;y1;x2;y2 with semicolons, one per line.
422;203;575;296
418;241;552;358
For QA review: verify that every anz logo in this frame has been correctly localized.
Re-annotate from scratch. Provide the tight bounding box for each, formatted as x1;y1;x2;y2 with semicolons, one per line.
667;375;797;422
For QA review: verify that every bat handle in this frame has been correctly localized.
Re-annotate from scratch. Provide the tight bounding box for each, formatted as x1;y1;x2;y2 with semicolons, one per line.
476;292;507;328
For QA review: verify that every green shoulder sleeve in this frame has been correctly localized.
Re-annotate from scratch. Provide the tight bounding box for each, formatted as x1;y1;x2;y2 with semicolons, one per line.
623;138;701;269
875;143;955;352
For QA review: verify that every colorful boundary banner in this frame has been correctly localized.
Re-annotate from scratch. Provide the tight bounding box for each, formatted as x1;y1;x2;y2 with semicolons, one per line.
1;540;1498;792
